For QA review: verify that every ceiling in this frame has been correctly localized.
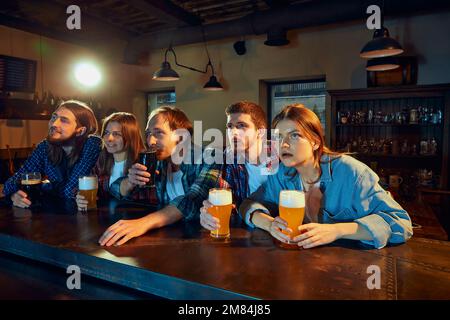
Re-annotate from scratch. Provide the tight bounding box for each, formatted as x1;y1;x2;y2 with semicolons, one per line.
0;0;307;38
1;0;450;62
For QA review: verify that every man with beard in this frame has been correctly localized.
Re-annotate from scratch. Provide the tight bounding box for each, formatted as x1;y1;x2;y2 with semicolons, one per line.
99;106;221;246
199;101;279;232
3;100;102;208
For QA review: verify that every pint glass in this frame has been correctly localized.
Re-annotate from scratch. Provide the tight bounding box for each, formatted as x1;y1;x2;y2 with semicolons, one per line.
279;190;305;244
78;175;98;210
20;172;42;205
207;188;233;238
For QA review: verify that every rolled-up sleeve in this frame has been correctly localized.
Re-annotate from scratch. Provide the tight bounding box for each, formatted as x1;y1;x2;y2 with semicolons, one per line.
352;169;413;249
239;179;279;228
169;164;221;221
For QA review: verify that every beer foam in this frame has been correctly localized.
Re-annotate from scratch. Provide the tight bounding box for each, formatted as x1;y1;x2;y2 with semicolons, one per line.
78;176;98;190
209;189;232;206
21;179;41;185
279;190;305;208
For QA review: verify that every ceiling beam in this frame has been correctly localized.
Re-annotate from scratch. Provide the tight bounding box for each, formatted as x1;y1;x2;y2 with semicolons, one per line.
127;0;202;27
49;0;138;38
124;0;450;63
263;0;291;8
0;0;138;53
0;12;100;48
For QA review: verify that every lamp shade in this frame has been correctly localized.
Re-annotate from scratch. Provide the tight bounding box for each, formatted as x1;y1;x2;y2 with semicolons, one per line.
152;61;179;81
360;27;404;59
366;56;400;71
203;75;224;91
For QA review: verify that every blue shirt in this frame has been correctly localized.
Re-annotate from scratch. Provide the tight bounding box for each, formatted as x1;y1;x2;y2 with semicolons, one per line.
219;141;279;208
239;154;413;249
3;136;102;199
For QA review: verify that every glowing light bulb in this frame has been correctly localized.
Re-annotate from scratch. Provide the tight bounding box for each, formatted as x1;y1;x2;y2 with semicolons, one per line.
74;62;101;87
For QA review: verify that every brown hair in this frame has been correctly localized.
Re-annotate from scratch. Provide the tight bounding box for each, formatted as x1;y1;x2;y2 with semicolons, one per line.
225;101;267;130
97;112;145;176
272;104;344;181
48;100;98;168
148;106;193;136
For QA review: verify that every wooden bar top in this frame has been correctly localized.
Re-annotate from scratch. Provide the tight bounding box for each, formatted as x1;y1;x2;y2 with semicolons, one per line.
0;197;449;300
0;250;158;300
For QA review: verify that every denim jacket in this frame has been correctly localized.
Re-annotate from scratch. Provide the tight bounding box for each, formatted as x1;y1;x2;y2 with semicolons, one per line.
239;154;413;249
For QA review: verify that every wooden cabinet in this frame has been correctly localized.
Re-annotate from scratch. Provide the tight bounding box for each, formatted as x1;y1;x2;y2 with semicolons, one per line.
0;97;109;121
0;98;52;120
329;84;450;196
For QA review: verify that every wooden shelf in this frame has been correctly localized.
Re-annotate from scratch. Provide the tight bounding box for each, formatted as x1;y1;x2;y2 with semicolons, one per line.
336;123;443;127
0;98;52;120
354;153;439;159
329;84;450;189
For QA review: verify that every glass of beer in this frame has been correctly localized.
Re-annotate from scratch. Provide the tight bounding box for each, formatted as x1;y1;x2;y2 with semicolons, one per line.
78;175;98;211
138;146;157;187
20;172;42;206
279;190;305;244
207;188;233;239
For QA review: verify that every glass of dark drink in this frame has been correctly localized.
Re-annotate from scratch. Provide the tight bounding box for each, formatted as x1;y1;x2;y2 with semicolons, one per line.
138;147;157;188
20;172;42;206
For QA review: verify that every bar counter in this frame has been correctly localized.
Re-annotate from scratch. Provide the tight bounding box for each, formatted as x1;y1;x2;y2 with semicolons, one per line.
0;197;449;300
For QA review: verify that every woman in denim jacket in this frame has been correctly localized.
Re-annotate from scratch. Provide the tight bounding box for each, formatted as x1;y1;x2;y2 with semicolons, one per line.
239;104;413;249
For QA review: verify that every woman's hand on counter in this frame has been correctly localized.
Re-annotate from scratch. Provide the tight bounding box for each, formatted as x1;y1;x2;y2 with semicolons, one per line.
293;223;342;249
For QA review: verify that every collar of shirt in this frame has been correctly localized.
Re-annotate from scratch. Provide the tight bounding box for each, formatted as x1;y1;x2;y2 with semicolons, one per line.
223;140;278;171
155;143;204;206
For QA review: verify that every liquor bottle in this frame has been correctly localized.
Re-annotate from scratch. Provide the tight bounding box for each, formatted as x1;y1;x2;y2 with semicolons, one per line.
430;138;438;155
33;92;40;105
437;109;443;124
368;109;373;124
41;91;48;105
48;91;55;107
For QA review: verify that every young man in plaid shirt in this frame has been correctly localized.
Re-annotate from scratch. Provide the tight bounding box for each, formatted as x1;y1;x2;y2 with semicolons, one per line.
199;101;279;232
3;100;102;207
99;106;221;246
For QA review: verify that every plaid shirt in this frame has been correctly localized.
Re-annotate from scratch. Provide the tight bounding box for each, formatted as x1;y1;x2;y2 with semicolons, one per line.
3;136;102;199
219;141;279;209
111;144;221;220
107;171;158;205
96;171;112;199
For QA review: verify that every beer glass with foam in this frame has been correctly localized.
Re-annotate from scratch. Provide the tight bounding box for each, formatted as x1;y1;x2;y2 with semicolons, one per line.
20;172;42;205
207;188;233;238
78;175;98;210
279;190;305;244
